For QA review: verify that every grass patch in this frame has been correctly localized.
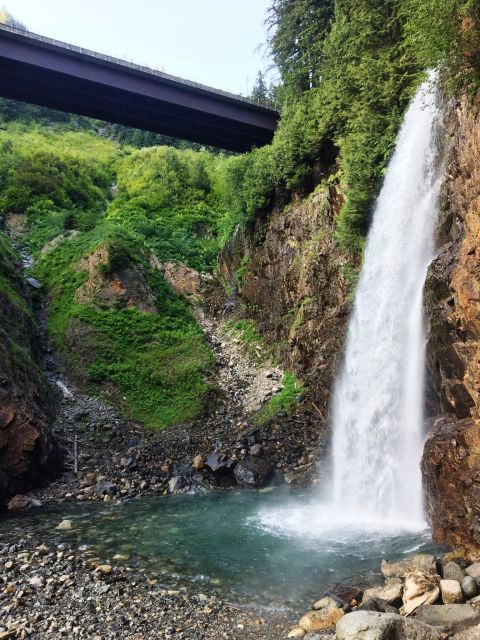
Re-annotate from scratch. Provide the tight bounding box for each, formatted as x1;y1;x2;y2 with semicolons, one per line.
254;371;304;425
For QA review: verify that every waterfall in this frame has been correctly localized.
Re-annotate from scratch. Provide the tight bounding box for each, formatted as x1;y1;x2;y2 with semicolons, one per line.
331;74;443;528
256;75;443;537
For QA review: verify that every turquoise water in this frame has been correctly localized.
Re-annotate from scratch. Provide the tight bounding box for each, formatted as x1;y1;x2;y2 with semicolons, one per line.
0;489;441;612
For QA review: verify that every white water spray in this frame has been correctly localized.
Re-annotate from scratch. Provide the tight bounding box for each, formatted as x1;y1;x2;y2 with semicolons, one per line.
256;75;443;538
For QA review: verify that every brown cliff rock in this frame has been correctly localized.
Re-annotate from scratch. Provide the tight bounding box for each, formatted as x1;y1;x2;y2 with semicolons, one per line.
422;417;480;560
219;184;353;446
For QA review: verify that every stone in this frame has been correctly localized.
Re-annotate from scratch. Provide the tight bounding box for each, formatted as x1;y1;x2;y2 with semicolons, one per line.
96;565;112;575
357;597;399;614
249;444;262;457
381;554;436;578
466;563;480;581
336;611;444;640
462;576;479;599
233;456;273;488
400;572;440;616
299;597;344;631
57;519;73;530
362;579;402;605
440;579;464;604
7;494;42;512
443;561;465;583
415;604;480;631
192;455;204;470
113;554;129;561
287;628;306;638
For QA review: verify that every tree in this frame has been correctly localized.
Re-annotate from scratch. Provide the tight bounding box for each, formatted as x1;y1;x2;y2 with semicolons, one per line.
266;0;334;94
0;7;27;29
250;71;269;104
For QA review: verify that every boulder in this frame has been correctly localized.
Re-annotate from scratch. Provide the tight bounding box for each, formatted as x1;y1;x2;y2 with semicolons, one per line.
205;452;235;474
7;494;42;511
415;604;480;631
357;597;399;614
466;563;480;581
461;576;479;599
381;555;436;578
362;579;402;606
233;456;272;488
336;611;444;640
442;561;465;583
299;597;344;631
168;474;211;496
440;579;464;604
401;572;440;616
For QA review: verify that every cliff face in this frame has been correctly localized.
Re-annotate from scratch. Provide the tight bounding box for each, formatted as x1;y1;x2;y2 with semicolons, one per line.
0;233;57;503
219;184;353;447
423;96;480;556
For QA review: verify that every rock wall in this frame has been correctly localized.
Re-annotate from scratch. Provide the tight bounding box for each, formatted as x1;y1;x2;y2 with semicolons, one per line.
423;95;480;555
0;234;57;503
219;184;353;451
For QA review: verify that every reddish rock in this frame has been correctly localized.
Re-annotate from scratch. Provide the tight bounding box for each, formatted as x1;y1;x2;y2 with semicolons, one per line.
422;417;480;560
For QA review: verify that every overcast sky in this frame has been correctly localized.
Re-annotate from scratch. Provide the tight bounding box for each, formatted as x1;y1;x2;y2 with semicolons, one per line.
5;0;274;95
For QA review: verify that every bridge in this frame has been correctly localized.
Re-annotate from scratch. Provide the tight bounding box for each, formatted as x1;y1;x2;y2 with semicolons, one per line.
0;23;279;152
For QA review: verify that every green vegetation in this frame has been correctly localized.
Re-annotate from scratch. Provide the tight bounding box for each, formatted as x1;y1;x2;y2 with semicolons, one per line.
223;0;479;254
254;371;305;425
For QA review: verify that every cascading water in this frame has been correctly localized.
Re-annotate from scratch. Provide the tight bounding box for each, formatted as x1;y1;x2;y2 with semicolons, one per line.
331;74;443;528
256;74;443;537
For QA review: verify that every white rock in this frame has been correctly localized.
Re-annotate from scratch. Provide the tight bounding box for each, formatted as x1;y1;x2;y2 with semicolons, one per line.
440;579;464;604
56;519;73;530
287;628;306;638
336;611;444;640
362;578;402;604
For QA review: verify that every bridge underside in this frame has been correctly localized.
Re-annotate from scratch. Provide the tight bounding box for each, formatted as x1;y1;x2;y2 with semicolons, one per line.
0;26;279;152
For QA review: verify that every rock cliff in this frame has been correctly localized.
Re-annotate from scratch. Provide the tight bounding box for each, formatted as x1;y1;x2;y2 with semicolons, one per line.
219;184;353;452
423;95;480;555
0;232;57;503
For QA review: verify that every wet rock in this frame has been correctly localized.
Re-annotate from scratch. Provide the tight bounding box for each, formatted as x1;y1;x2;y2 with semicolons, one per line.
461;576;478;599
233;456;272;488
415;604;480;632
168;474;211;496
56;519;73;530
299;597;344;631
381;555;436;578
336;611;444;640
442;561;465;583
440;579;464;604
96;564;112;575
400;572;440;616
205;452;235;474
25;277;42;289
7;494;42;512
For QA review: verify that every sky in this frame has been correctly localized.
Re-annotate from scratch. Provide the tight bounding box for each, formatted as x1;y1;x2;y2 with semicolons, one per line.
6;0;274;95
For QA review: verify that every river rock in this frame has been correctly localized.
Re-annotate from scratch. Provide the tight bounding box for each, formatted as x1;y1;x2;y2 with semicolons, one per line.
362;578;402;605
287;628;306;638
299;597;344;631
96;564;112;575
336;611;444;640
440;579;464;604
415;604;480;631
57;519;73;530
233;455;272;488
400;572;440;615
192;455;204;470
7;494;42;511
381;554;436;578
462;576;479;599
466;563;480;581
442;561;465;583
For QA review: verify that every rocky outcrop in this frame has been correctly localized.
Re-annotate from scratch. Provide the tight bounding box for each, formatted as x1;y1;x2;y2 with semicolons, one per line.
0;232;57;503
219;184;353;446
423;96;480;553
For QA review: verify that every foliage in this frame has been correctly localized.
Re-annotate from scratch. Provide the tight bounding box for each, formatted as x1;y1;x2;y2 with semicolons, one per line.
254;371;304;424
32;223;212;429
